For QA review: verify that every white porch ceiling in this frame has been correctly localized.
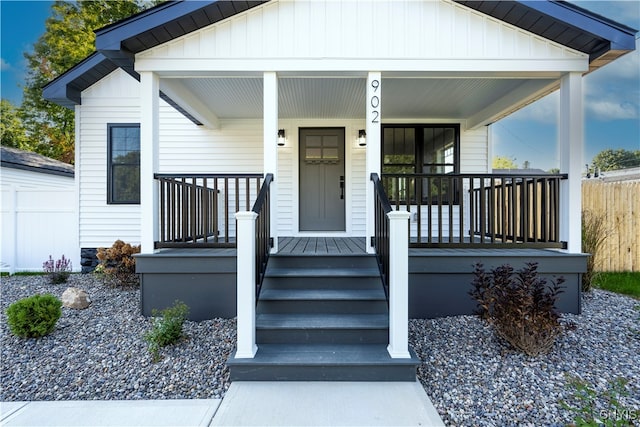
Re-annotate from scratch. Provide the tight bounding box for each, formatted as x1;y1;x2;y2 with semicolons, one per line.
173;76;556;124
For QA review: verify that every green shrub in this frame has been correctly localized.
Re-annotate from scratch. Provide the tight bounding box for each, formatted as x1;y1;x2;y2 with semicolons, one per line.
582;209;607;292
43;254;72;284
470;262;565;356
6;294;62;338
96;240;141;288
144;300;189;362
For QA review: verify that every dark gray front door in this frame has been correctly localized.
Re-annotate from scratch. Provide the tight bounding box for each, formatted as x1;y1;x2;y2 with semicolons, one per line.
299;128;346;231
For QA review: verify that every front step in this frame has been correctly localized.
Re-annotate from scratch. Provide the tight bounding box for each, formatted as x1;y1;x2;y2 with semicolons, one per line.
227;253;419;381
256;313;389;344
229;344;419;381
258;288;388;314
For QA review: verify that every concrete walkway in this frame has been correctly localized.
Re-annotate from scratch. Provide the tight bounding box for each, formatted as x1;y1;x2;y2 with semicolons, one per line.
1;381;444;427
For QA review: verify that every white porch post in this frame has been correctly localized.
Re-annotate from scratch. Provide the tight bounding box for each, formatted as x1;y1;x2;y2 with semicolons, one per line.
264;71;278;253
559;72;583;253
140;71;160;254
366;72;382;254
235;211;258;358
387;210;411;358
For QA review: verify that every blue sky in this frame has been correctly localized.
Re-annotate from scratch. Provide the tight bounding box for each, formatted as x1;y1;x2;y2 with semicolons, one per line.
1;0;638;171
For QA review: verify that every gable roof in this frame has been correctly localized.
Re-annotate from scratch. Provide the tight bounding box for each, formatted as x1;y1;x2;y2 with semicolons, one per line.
43;1;267;110
1;146;74;178
457;1;637;71
43;0;637;110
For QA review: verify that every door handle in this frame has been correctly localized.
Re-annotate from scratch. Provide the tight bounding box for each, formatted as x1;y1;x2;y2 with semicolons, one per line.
339;176;344;199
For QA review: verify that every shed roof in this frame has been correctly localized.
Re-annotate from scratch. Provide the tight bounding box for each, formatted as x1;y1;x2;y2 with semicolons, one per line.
1;146;74;178
43;0;637;110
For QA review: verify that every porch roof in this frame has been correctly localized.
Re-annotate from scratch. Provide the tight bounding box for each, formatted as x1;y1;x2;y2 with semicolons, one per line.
44;0;637;115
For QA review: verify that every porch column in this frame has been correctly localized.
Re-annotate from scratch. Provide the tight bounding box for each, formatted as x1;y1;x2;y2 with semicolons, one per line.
366;72;382;254
140;71;160;254
235;211;258;358
559;72;583;253
264;71;278;253
387;210;411;358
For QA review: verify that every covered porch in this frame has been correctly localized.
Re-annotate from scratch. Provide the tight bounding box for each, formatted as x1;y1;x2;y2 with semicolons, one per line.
137;236;585;320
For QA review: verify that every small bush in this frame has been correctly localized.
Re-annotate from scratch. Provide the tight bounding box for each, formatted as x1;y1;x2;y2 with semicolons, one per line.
582;209;607;292
96;240;141;288
470;262;565;356
144;300;189;362
43;255;72;284
6;294;62;338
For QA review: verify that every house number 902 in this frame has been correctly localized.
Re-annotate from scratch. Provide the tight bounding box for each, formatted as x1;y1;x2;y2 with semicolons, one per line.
370;79;380;123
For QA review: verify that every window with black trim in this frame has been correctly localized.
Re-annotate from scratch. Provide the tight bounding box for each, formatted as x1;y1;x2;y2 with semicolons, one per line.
382;124;460;203
107;124;140;204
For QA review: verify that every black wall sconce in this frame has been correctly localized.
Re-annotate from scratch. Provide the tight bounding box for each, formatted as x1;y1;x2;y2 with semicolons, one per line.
358;129;366;146
277;129;286;146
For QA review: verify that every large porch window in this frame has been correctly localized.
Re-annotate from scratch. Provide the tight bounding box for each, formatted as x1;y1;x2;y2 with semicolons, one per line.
382;124;460;203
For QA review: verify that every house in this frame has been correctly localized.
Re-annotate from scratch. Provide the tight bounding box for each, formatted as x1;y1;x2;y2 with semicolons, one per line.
0;146;78;274
43;0;636;381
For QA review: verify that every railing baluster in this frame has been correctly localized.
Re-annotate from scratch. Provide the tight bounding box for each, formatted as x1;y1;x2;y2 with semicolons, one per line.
251;174;273;298
379;173;566;249
458;176;464;244
152;174;264;249
448;175;453;243
500;178;507;243
416;177;422;245
469;178;475;243
213;178;219;243
370;173;393;301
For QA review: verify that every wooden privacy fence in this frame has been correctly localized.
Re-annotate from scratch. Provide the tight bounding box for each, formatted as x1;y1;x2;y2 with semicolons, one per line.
582;180;639;272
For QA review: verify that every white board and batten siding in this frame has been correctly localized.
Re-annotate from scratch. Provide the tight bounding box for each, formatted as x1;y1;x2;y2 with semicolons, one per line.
137;0;586;72
1;167;78;273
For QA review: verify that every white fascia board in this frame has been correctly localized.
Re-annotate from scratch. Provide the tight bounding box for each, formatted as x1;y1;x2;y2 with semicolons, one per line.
136;58;588;74
159;79;220;129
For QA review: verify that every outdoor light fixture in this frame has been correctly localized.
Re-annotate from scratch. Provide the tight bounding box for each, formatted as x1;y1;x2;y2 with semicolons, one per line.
277;129;286;146
358;129;366;146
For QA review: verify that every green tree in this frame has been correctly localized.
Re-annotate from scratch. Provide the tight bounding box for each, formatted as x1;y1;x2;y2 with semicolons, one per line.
20;1;156;164
591;148;640;172
492;156;518;169
0;100;31;150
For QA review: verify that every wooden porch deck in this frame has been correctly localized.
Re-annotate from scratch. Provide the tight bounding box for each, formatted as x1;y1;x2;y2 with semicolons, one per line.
153;236;569;257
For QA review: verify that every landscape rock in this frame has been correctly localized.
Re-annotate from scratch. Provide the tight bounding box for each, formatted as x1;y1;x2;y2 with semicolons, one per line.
61;287;91;309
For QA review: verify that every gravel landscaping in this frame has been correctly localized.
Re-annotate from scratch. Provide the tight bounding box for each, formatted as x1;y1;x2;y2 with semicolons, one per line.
1;274;638;426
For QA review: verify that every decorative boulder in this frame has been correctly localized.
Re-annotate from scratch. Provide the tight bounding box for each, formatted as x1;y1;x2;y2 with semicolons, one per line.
61;287;91;309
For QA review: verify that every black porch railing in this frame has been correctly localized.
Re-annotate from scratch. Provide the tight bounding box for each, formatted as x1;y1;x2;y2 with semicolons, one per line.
252;173;273;298
154;173;264;248
381;173;567;248
371;173;393;300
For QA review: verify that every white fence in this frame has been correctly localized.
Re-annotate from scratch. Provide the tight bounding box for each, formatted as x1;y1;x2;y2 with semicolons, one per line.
1;170;79;274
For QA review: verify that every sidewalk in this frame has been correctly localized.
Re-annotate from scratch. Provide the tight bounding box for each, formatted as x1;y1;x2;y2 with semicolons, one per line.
1;381;444;427
0;399;220;426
